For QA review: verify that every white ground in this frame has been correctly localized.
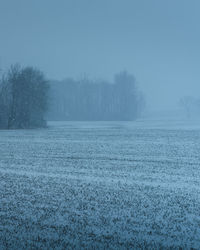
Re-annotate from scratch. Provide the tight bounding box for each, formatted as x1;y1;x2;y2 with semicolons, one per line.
1;120;200;249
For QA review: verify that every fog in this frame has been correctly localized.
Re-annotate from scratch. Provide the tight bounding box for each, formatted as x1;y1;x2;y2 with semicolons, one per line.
2;1;200;248
0;0;200;112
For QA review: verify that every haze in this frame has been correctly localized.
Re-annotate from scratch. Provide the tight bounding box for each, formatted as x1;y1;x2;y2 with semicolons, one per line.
0;0;200;111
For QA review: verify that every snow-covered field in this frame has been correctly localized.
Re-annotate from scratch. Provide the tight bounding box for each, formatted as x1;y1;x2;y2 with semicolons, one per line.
1;120;200;249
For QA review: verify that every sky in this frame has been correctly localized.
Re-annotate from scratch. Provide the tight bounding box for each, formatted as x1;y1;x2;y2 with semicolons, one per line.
0;0;200;111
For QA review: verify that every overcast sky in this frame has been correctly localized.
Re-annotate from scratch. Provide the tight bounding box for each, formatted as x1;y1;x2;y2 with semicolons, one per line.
0;0;200;110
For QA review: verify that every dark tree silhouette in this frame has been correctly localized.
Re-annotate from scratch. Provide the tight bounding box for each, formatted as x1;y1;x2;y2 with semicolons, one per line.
0;64;49;129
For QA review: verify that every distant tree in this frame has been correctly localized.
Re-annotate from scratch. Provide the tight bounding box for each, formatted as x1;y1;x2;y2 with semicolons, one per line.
114;71;138;120
179;96;198;119
0;64;49;129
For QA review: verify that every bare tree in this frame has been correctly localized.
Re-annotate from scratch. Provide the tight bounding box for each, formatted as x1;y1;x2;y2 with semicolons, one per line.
179;96;198;119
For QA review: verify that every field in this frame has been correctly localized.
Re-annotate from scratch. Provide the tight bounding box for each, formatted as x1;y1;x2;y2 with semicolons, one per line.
1;120;200;249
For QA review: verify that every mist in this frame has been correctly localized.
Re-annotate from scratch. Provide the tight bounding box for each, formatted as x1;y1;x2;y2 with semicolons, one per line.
1;0;200;113
1;1;200;249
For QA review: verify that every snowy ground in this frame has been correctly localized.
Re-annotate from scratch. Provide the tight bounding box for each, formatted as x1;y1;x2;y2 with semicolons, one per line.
1;120;200;249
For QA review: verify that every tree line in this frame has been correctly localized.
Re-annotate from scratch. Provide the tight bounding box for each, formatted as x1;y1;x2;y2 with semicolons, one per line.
0;65;145;129
48;71;145;121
